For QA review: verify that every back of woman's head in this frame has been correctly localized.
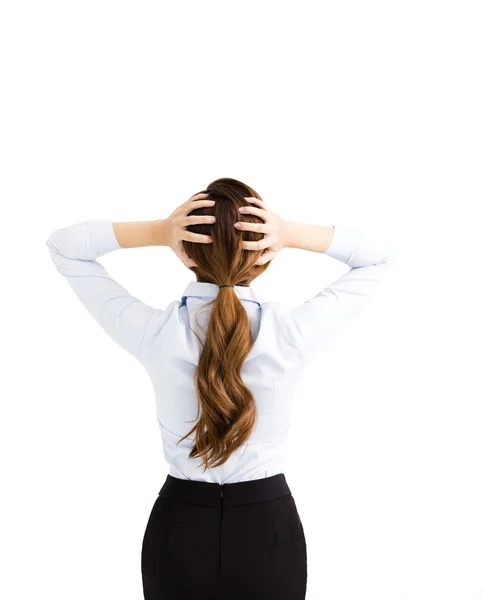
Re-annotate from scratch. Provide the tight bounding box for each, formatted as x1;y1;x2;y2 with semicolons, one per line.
177;177;271;471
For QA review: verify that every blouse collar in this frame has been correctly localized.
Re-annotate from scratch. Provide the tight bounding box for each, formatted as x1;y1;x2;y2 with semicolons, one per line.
181;281;261;307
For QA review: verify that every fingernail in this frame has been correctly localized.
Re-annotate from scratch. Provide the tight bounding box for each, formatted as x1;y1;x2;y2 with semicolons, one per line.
239;207;245;212
235;222;241;228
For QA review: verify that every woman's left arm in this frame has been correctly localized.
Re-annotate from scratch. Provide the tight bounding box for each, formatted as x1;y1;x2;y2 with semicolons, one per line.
46;195;216;362
45;219;168;363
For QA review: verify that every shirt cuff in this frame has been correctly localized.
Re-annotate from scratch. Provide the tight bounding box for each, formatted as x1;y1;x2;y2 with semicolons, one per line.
324;225;360;263
87;219;121;256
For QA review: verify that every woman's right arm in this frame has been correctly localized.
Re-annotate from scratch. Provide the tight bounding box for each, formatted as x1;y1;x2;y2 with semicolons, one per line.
235;196;392;365
286;221;391;365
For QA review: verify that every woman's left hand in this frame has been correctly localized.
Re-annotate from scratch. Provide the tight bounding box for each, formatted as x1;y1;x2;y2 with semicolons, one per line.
157;193;216;268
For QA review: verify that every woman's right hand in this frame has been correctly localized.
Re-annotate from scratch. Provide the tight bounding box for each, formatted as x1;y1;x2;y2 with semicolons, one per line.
235;196;292;266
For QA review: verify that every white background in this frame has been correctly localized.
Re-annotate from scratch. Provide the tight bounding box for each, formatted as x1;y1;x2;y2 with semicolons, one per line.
1;1;482;599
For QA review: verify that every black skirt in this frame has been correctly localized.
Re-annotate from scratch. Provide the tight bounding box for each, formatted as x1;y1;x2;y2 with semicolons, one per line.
141;473;307;599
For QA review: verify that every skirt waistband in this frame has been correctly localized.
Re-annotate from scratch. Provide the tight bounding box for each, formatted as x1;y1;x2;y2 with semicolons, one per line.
158;473;292;507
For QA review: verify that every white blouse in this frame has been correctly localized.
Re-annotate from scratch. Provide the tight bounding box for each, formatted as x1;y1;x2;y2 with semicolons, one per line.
46;220;391;484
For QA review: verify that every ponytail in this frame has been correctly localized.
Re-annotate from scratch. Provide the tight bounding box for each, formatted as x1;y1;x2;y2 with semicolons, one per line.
178;286;258;470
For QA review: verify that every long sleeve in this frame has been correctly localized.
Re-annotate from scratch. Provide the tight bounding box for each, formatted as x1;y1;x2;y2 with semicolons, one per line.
290;226;391;365
45;219;163;363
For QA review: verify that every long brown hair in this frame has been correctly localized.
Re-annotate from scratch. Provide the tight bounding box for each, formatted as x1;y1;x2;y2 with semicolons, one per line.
177;177;271;471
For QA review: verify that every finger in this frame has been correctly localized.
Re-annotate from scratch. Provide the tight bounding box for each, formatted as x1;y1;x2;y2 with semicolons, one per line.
241;236;273;251
244;196;265;208
182;231;214;244
238;205;266;220
180;252;198;268
189;192;210;201
255;250;277;266
234;221;268;233
184;199;216;211
175;242;199;267
183;215;216;225
182;254;198;268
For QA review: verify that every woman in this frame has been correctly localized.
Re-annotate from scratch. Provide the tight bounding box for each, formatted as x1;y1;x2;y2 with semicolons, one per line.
46;177;391;599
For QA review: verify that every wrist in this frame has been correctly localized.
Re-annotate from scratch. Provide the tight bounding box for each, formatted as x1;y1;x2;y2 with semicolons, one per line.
150;219;170;246
281;220;303;249
282;221;335;253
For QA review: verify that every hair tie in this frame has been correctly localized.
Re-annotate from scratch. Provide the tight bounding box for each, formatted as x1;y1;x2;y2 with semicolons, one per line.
219;284;234;288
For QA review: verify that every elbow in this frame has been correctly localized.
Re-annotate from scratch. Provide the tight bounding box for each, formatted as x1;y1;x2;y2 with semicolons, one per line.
45;229;64;266
45;230;58;254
